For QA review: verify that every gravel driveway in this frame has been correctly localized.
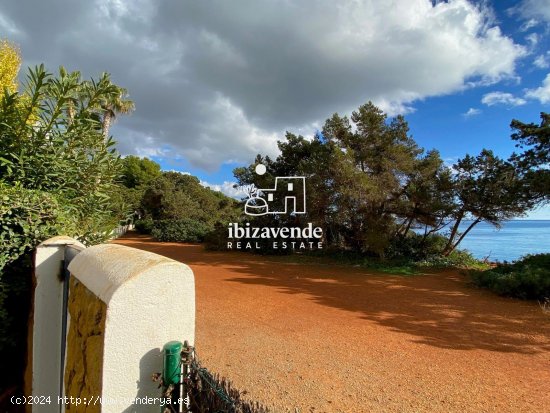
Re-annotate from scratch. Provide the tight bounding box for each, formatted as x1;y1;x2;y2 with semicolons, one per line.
115;235;550;413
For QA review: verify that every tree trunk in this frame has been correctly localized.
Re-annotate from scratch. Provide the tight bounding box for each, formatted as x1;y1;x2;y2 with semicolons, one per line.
67;102;75;126
403;216;414;236
102;111;112;139
447;218;481;255
443;210;464;256
421;219;448;243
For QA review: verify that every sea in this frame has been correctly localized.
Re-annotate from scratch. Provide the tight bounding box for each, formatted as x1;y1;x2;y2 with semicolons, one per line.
446;220;550;262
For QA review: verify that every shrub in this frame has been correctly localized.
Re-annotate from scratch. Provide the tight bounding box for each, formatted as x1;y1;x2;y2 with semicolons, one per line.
386;233;447;261
151;219;210;243
0;185;75;390
470;254;550;300
204;223;230;251
416;249;489;270
135;218;154;234
0;184;74;272
0;64;128;392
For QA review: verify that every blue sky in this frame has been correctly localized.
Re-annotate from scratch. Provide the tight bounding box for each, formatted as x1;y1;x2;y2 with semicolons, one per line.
3;0;549;217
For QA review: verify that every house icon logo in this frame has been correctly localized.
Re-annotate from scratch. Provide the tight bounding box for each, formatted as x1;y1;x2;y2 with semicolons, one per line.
244;164;306;216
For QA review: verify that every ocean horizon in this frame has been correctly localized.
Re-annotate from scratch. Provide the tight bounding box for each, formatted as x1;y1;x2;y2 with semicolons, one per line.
444;220;550;262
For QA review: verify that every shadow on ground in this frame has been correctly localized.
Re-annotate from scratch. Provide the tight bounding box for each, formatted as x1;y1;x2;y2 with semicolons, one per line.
116;235;550;355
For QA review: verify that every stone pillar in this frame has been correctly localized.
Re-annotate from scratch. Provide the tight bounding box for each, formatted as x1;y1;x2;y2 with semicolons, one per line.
28;236;85;413
65;244;195;413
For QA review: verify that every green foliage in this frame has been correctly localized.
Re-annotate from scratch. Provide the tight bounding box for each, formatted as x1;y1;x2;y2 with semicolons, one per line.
386;233;448;261
362;261;419;276
0;184;74;271
97;73;135;138
151;219;210;243
0;185;71;386
0;62;132;390
416;250;488;270
0;65;124;245
108;185;142;224
203;223;231;251
298;241;485;274
509;112;549;203
470;254;550;300
234;102;450;256
137;171;240;243
121;155;161;188
443;149;533;255
234;105;423;256
142;172;239;223
235;103;539;259
135;218;154;234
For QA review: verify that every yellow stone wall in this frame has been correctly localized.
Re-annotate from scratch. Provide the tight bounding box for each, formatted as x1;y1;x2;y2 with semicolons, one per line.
64;277;106;413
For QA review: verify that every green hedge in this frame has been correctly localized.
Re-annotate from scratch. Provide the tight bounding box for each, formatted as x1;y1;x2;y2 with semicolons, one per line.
386;233;448;261
470;254;550;300
0;185;76;390
203;222;229;251
135;218;154;234
0;184;74;272
151;219;210;243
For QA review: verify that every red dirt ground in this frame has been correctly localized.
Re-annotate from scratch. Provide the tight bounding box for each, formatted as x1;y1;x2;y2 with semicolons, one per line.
114;234;550;413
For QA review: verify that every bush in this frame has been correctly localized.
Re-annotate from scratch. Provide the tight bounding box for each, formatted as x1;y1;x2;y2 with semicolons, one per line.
204;223;229;251
416;249;488;270
470;254;550;300
135;218;154;234
151;219;210;243
0;185;76;391
386;233;447;261
0;184;74;272
0;65;127;392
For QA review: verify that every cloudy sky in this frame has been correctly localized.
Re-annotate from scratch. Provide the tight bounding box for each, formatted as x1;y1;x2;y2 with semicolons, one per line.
2;0;550;217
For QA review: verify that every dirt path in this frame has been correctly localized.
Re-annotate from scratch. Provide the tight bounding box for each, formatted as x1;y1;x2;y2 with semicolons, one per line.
114;235;550;413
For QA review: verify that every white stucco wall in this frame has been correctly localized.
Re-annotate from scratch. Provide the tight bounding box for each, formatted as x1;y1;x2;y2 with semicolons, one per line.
67;244;195;413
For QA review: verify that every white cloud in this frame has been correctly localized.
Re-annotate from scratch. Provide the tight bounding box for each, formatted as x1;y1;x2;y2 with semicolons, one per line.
4;0;527;170
443;156;460;168
200;180;245;199
520;18;539;31
525;73;550;103
525;33;539;47
481;91;527;106
0;12;22;36
534;53;550;69
512;0;550;25
463;107;482;117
